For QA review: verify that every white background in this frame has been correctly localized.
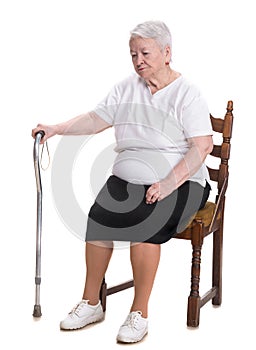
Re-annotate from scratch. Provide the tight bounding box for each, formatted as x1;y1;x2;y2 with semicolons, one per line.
0;0;255;349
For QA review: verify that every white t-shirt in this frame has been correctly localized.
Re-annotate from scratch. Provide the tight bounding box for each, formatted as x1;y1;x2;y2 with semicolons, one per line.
94;73;213;186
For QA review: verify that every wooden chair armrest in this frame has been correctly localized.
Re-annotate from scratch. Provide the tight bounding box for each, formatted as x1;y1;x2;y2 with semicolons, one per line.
209;176;228;232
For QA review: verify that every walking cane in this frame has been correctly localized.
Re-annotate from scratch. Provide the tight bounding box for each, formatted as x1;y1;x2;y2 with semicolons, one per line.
33;131;45;317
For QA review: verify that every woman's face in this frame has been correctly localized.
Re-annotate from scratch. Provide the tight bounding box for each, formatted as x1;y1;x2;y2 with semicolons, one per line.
129;37;170;80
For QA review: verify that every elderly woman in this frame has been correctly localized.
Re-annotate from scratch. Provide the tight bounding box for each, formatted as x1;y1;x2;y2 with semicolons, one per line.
32;21;213;343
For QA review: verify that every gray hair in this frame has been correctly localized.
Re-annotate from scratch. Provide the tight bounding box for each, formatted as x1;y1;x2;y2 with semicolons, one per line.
130;20;172;51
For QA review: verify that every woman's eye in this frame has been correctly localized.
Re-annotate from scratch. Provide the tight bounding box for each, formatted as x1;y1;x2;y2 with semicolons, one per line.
143;52;149;56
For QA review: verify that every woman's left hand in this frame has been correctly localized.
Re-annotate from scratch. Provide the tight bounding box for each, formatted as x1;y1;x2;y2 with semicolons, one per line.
145;180;174;204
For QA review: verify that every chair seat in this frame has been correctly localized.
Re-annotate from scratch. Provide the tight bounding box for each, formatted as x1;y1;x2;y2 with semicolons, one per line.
174;201;217;240
187;201;216;228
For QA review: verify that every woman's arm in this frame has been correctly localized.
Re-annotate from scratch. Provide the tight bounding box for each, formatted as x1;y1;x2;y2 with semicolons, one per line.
31;111;111;142
145;135;213;204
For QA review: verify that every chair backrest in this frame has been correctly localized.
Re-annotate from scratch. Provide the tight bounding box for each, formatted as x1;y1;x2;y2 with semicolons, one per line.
207;101;234;197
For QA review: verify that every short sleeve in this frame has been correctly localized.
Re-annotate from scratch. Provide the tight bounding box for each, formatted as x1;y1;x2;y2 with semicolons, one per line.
181;94;213;139
93;85;121;125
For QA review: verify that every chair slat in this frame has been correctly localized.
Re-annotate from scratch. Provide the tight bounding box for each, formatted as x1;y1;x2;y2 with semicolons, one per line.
210;115;224;133
211;145;221;158
207;166;219;182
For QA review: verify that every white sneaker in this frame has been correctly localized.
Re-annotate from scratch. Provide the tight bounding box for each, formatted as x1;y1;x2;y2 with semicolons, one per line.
60;300;104;330
116;311;148;343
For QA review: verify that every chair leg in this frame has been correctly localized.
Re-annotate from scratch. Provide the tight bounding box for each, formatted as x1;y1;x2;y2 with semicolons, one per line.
212;225;223;306
99;277;107;312
187;240;202;327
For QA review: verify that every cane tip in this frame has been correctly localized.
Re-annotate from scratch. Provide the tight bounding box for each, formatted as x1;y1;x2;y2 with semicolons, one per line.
33;305;42;318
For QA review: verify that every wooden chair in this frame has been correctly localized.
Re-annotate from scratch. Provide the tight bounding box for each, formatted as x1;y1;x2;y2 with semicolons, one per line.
99;100;234;327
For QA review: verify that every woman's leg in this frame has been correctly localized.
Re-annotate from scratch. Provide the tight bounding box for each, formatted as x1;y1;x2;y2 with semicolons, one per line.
82;241;113;305
130;242;161;317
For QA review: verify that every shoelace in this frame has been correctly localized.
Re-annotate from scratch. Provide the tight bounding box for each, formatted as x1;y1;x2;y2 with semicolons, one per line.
69;301;88;316
124;311;142;329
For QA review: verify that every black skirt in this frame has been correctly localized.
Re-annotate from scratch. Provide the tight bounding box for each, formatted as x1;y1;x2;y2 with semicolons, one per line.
85;175;210;244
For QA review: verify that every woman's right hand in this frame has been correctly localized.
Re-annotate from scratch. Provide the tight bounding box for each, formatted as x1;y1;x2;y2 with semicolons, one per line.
31;123;59;143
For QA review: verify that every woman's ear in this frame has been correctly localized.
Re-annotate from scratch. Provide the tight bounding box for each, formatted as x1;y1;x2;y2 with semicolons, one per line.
165;45;172;63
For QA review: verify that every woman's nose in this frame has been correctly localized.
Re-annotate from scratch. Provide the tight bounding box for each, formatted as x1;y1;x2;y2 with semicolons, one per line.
136;54;144;67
